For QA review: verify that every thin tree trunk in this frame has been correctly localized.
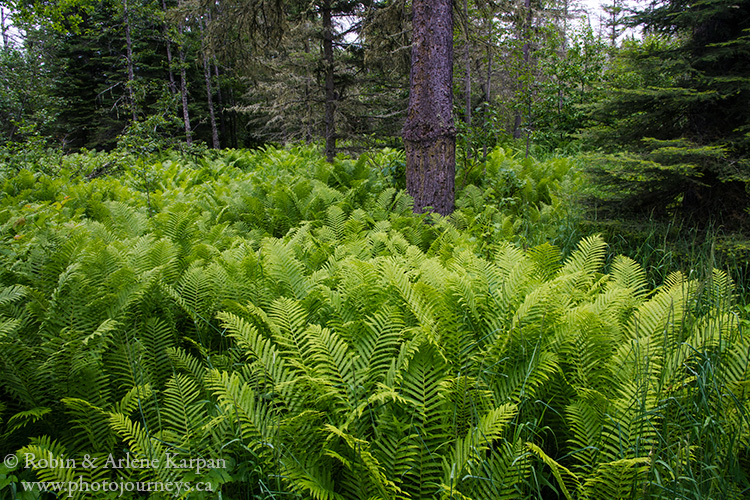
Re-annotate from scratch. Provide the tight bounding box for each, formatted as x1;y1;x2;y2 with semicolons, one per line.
178;22;192;145
213;62;226;143
161;0;177;94
322;0;336;162
1;8;9;50
514;0;532;147
200;21;219;149
123;0;138;122
463;0;471;128
483;24;493;160
203;57;219;148
403;0;455;216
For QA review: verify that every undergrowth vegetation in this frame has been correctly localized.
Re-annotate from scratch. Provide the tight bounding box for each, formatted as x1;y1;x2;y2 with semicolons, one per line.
0;146;748;499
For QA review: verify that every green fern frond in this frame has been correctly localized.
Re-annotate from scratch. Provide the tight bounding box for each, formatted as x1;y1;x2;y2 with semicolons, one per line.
217;310;297;406
579;457;649;500
609;255;648;300
160;373;207;444
262;238;311;300
527;242;562;282
559;234;607;289
526;442;580;500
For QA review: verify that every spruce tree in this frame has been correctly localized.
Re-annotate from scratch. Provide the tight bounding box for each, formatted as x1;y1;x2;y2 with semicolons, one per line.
586;0;750;224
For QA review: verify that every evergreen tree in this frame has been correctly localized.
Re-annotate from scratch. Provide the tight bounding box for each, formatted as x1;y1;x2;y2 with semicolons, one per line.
586;0;750;224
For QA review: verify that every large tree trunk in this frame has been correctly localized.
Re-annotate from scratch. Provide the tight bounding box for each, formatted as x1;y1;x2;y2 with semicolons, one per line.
322;0;336;162
403;0;456;216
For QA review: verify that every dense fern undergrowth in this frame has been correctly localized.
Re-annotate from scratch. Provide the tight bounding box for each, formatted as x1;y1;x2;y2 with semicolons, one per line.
0;146;748;499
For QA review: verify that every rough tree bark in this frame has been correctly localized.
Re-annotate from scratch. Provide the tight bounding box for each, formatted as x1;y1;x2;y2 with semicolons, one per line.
403;0;456;216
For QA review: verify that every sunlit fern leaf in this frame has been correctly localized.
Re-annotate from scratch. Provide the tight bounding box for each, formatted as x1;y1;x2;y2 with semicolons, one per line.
565;388;608;470
598;378;659;463
61;398;116;453
609;255;648;300
283;461;344;500
6;407;51;434
374;188;397;220
626;272;693;342
380;257;435;332
262;238;311;300
301;324;355;404
525;442;580;500
559;234;607;286
487;348;559;404
166;347;206;384
103;200;148;239
443;403;518;495
159;373;207;447
322;424;400;500
527;242;562;282
579;457;649;500
137;317;178;388
556;308;618;392
0;317;20;338
716;337;750;392
396;341;449;499
266;297;309;361
326;205;347;242
357;307;405;395
113;384;153;416
108;412;178;484
700;268;736;310
0;284;27;309
217;310;298;408
444;375;495;439
204;369;275;451
465;438;531;500
17;437;104;500
511;281;566;336
159;205;200;254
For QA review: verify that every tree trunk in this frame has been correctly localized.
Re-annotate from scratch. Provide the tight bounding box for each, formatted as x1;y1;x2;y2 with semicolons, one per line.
483;24;493;160
1;8;9;50
200;21;220;149
463;0;471;128
322;0;336;162
203;56;220;148
178;22;192;145
161;0;177;94
123;0;138;122
214;62;226;142
403;0;455;216
513;0;532;141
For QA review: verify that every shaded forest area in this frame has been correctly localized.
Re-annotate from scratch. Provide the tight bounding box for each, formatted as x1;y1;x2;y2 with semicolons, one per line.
2;0;749;221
